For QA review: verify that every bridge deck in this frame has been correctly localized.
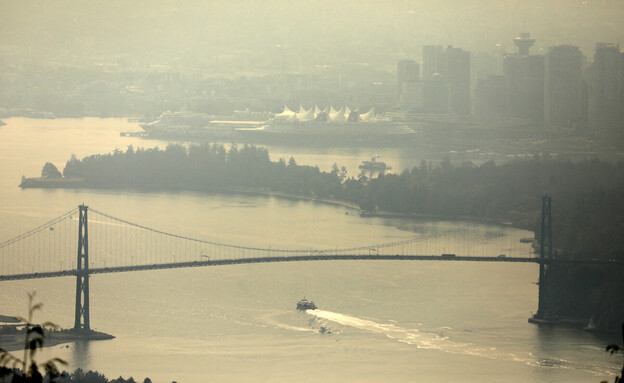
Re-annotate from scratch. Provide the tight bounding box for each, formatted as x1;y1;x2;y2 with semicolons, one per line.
2;254;620;281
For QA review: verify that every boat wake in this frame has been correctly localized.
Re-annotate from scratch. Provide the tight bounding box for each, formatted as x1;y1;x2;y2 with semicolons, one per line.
309;310;461;351
271;321;319;333
259;311;318;333
307;310;616;377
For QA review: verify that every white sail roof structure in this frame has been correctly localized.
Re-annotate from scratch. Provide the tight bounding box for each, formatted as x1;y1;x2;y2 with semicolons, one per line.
296;105;315;122
274;105;376;123
329;106;346;122
359;107;375;121
275;105;296;119
313;105;329;121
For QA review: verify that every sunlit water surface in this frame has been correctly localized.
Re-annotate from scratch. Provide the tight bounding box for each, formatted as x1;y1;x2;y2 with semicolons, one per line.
0;118;621;382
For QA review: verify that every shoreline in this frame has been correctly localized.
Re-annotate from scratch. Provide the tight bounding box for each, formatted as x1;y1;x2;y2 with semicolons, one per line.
528;315;622;335
17;179;620;335
18;177;527;228
19;177;361;211
0;329;115;352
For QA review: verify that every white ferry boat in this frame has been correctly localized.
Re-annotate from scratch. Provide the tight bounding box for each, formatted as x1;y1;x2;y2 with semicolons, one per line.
296;298;318;310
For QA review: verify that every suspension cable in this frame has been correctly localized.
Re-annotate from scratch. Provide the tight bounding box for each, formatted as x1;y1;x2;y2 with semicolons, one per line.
0;207;79;249
90;197;539;255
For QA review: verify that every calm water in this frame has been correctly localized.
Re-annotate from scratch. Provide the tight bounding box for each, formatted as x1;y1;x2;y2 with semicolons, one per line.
0;118;621;382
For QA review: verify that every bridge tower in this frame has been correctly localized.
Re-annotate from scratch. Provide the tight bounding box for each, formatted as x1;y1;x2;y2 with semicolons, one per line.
74;204;90;331
535;195;554;320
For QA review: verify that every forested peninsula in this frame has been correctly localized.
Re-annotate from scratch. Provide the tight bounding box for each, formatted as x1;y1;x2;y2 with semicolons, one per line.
21;143;624;330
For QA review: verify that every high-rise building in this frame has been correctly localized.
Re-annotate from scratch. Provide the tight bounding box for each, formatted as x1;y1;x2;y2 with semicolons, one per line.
397;60;419;84
513;32;536;56
475;75;505;121
504;57;545;121
423;74;449;114
588;43;621;135
399;80;425;111
441;46;471;116
504;54;530;117
422;45;443;80
421;45;470;116
397;59;421;110
526;55;545;122
544;45;584;128
503;33;544;122
493;44;506;76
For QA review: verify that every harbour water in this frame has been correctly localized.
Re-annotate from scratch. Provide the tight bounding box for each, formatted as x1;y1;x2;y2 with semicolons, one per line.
0;117;621;382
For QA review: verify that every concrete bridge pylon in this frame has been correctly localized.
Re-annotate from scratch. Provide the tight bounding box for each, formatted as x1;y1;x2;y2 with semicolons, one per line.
74;204;90;331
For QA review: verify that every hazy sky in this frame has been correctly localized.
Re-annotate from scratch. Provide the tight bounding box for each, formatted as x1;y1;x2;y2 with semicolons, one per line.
1;0;623;69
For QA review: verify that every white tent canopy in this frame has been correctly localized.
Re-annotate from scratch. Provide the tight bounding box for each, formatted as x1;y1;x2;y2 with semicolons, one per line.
359;107;375;121
275;105;296;119
329;106;346;122
275;105;373;122
296;105;315;122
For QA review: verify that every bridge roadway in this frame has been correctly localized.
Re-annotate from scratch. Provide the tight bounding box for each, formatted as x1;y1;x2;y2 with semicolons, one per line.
2;254;622;282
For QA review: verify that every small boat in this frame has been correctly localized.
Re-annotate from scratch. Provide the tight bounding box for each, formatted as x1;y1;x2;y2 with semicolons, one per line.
296;298;317;310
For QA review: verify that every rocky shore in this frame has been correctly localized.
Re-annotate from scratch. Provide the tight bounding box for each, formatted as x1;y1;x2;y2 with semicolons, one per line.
19;176;85;189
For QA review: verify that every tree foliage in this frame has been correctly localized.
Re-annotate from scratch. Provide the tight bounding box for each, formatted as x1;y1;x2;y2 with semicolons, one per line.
41;163;62;179
61;144;345;199
601;324;624;383
0;292;66;383
55;145;624;258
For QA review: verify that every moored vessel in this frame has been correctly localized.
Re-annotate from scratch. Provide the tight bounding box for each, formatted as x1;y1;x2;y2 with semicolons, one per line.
138;106;416;145
140;110;265;139
359;156;392;172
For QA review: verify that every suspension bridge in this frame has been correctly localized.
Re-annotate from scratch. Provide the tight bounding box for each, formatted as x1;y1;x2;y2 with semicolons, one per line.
0;197;620;330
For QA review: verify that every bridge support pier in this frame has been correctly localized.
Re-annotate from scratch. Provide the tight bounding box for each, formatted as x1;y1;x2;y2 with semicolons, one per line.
530;196;555;323
74;204;90;331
